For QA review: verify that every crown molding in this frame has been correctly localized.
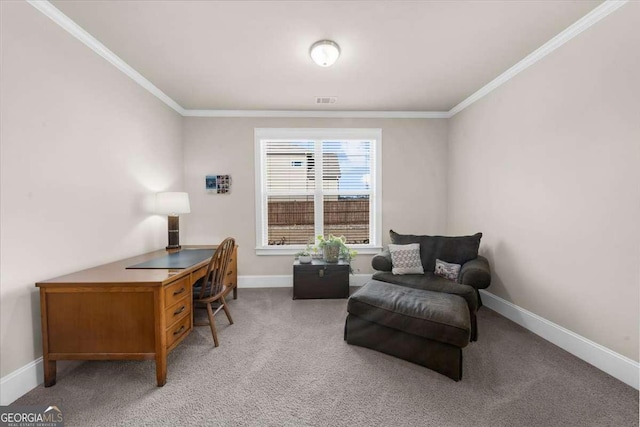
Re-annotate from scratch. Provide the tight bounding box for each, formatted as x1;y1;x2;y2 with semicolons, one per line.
27;0;185;115
28;0;627;119
448;0;629;117
183;109;449;119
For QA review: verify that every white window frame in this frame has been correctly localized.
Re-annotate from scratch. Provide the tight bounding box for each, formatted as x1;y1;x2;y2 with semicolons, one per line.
255;128;382;255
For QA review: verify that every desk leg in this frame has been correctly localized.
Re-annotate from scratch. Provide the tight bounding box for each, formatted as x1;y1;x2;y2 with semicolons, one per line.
155;353;167;387
154;288;167;386
233;286;237;300
43;359;56;387
40;288;57;387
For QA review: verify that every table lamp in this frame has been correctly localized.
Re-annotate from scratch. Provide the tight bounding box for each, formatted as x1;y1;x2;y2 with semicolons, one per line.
156;192;191;250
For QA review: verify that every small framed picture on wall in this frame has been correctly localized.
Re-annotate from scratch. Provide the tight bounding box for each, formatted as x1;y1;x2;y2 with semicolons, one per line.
206;175;231;194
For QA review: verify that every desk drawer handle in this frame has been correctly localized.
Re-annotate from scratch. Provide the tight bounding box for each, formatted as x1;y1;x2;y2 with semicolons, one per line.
226;271;232;276
173;305;186;316
173;325;185;336
173;287;186;296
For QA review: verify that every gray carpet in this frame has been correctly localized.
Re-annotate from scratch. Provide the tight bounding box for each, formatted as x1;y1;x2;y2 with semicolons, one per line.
15;288;639;426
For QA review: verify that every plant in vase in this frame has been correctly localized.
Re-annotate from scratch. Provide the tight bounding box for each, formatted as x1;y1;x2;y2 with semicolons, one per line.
295;244;313;264
316;235;357;271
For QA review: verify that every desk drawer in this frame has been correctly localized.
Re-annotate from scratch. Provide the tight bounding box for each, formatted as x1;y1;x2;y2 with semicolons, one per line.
192;266;207;283
166;315;190;349
165;295;191;328
164;277;190;307
223;267;235;286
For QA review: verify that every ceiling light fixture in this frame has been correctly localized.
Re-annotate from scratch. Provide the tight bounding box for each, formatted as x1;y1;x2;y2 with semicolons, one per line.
310;40;341;67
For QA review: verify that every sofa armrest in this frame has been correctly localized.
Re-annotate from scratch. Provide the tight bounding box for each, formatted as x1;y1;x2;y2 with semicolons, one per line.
458;256;491;290
371;248;392;272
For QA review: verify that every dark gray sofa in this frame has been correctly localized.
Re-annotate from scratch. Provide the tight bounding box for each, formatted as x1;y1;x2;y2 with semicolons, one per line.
371;230;491;341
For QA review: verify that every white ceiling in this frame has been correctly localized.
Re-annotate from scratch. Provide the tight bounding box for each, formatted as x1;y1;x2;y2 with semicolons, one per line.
51;0;602;112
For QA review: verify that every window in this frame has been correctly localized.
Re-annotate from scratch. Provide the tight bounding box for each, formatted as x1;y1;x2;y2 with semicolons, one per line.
255;128;382;255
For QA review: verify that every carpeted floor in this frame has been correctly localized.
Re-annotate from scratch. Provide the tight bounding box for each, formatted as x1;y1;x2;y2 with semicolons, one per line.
14;288;639;426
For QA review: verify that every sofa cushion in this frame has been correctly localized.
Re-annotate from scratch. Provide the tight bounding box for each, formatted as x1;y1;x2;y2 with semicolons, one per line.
347;280;470;348
388;243;424;275
389;230;482;272
372;271;478;313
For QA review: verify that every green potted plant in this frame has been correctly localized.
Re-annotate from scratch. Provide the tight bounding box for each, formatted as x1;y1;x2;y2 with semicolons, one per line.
295;244;313;264
316;234;357;265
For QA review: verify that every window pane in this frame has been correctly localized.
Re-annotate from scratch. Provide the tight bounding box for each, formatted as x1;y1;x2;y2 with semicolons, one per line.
323;195;370;244
267;195;315;245
266;141;315;194
322;141;371;192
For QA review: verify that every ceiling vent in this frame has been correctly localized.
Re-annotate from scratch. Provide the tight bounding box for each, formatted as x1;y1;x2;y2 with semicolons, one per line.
315;96;337;105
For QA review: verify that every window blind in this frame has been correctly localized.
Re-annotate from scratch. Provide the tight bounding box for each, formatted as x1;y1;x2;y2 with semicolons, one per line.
256;129;380;251
264;141;315;245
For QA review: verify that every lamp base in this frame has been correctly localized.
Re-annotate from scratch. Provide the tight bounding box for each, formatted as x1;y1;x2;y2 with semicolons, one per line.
166;215;181;251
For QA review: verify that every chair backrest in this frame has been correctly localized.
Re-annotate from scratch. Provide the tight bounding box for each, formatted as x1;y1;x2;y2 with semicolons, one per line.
196;237;236;300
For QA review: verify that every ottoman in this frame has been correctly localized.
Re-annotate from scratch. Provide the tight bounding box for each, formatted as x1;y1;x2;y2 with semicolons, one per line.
345;280;471;380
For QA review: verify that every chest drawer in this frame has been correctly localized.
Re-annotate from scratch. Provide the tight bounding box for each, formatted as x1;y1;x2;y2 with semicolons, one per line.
164;276;190;307
164;295;191;328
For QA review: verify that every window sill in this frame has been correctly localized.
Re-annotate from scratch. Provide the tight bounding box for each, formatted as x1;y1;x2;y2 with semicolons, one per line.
255;246;383;256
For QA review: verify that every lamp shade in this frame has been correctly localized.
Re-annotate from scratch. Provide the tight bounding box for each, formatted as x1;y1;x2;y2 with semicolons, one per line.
155;192;191;215
310;40;340;67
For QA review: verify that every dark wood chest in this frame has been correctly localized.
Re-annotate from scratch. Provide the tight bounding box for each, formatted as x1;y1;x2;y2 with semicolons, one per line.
293;259;350;299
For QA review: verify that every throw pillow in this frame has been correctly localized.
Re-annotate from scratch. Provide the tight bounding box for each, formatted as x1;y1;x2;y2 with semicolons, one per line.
388;243;424;275
434;259;461;281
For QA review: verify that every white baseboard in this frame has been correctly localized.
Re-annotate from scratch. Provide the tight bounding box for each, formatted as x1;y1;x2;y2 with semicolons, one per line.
238;275;291;287
238;273;372;288
0;357;43;405
480;290;639;390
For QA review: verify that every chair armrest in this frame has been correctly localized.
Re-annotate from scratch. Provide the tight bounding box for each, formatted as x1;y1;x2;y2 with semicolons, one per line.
371;248;392;272
458;256;491;290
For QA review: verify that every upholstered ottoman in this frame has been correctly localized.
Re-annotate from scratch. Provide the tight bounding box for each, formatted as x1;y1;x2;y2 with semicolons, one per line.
345;280;471;380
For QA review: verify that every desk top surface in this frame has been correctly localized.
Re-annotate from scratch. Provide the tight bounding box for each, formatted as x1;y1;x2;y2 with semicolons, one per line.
37;246;215;287
127;249;214;270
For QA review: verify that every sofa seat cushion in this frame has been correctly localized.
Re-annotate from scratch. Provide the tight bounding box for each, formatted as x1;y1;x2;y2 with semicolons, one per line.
372;271;478;313
348;280;470;348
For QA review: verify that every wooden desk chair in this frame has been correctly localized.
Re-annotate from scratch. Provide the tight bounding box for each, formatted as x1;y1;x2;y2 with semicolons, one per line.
193;237;236;346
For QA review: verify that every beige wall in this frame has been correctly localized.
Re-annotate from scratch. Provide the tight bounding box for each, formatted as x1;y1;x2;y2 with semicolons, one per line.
0;2;183;376
182;118;449;276
447;5;640;360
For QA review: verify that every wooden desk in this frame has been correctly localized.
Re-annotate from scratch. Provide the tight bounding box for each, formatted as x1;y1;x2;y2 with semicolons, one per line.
36;245;237;387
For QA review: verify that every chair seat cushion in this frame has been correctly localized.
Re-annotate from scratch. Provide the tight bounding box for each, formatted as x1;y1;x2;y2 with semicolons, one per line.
193;278;213;300
193;283;205;298
347;280;470;348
